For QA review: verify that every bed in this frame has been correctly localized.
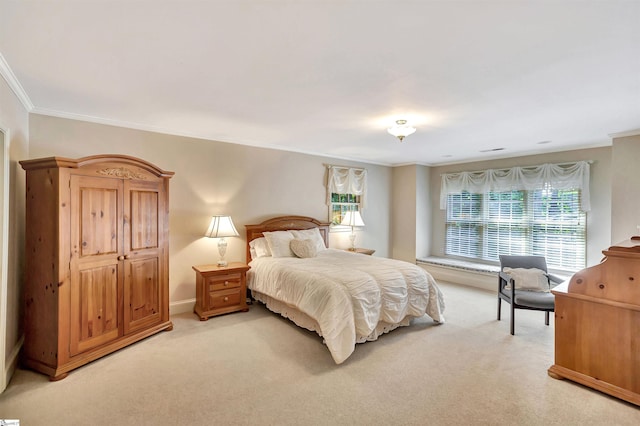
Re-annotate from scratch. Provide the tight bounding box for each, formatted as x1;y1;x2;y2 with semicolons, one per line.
245;215;445;364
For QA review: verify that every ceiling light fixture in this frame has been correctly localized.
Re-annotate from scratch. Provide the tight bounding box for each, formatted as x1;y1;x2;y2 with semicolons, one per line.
387;119;416;142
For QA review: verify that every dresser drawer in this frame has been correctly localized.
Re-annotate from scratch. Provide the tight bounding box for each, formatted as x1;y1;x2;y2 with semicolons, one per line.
209;288;242;309
207;273;241;291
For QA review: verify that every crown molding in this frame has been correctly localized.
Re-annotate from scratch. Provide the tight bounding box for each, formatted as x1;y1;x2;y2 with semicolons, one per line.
0;53;34;111
609;129;640;139
391;162;434;168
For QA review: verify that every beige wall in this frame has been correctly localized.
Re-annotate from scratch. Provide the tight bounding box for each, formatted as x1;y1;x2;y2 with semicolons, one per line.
428;146;612;269
415;165;431;259
391;165;417;262
391;164;431;262
0;75;29;391
27;114;392;311
611;134;640;243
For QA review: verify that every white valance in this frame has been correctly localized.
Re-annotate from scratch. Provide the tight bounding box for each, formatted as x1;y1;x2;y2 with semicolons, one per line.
326;166;367;209
440;161;591;211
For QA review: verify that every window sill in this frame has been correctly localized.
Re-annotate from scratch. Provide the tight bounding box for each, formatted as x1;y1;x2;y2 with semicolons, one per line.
417;257;500;275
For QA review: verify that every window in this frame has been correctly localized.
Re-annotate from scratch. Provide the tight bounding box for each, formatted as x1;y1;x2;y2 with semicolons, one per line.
441;161;590;272
329;192;361;225
326;165;366;228
446;187;586;271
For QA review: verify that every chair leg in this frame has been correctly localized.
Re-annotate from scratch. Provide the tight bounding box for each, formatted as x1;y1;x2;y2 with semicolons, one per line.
545;311;550;326
510;302;515;335
497;297;501;320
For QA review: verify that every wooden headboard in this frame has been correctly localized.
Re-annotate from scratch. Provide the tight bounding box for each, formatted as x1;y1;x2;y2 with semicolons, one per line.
245;215;331;263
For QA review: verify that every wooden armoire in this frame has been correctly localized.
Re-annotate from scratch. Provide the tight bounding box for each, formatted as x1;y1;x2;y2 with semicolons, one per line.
20;154;174;380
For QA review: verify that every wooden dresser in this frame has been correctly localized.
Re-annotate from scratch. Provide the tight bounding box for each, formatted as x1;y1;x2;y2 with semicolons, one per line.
548;237;640;406
20;155;174;380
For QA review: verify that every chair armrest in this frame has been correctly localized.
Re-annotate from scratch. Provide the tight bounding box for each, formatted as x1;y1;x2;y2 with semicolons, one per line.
499;271;512;283
547;273;564;285
498;272;515;293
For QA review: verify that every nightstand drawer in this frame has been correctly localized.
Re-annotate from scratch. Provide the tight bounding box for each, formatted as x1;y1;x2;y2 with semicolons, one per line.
207;273;241;291
209;288;242;309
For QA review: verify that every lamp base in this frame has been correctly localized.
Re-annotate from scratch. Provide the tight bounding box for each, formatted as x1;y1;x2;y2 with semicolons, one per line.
349;231;356;251
217;238;228;267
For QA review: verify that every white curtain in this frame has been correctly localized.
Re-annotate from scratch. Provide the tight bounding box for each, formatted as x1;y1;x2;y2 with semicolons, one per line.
326;166;367;209
440;161;591;211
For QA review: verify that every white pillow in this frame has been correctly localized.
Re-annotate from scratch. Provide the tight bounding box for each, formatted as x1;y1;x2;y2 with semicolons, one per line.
290;239;318;258
290;228;326;252
249;237;271;259
503;267;550;292
263;231;295;258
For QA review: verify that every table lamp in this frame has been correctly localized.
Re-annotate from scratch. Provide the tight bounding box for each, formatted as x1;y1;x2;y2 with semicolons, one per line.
204;215;239;267
340;210;365;251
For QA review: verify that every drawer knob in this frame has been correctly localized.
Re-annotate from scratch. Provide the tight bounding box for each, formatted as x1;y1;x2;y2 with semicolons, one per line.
224;281;229;286
223;296;229;302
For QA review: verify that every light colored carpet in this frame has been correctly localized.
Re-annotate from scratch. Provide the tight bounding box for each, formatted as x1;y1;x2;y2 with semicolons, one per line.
1;282;639;425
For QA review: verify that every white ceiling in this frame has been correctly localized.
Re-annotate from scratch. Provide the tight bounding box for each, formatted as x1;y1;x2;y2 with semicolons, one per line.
1;0;639;166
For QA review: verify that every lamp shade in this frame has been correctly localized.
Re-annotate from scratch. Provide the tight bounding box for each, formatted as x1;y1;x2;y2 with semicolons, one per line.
340;210;365;227
204;215;239;238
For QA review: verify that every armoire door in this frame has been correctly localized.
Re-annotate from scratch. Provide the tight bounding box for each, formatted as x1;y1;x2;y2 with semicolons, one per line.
69;175;124;356
123;179;165;334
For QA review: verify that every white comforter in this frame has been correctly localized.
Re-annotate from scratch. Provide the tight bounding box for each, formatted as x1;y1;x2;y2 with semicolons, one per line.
248;249;445;363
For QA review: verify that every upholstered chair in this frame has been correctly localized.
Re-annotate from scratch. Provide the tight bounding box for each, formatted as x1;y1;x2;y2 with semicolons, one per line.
497;255;564;335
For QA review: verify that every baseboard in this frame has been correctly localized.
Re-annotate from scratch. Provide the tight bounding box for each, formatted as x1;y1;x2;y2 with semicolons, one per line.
170;298;195;316
418;263;496;292
2;335;23;391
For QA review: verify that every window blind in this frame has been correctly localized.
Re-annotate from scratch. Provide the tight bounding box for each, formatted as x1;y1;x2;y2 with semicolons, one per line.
446;187;586;272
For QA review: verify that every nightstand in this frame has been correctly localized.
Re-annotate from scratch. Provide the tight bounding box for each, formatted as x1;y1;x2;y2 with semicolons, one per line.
346;248;375;255
193;262;251;320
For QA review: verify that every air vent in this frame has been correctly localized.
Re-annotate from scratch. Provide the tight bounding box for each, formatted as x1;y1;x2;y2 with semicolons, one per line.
479;147;505;153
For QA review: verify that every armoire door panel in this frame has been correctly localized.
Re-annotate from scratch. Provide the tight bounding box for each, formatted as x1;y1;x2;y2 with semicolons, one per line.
71;176;123;260
124;256;161;334
129;190;159;250
70;263;120;356
124;180;164;254
79;187;119;257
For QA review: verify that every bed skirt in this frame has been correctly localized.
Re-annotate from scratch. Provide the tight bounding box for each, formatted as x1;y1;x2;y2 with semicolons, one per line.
252;290;417;345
